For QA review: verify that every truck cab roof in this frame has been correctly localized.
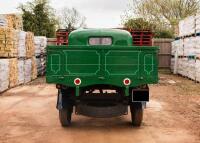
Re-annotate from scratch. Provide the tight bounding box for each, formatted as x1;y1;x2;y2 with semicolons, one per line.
68;28;133;46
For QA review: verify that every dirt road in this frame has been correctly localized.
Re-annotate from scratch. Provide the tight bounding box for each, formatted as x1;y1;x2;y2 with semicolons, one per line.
0;73;199;143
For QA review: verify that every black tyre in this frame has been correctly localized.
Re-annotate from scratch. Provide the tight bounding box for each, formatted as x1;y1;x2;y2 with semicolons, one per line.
130;102;143;126
59;108;72;127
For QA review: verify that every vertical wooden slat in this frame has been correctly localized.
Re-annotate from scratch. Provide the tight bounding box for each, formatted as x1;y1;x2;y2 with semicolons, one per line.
153;38;174;69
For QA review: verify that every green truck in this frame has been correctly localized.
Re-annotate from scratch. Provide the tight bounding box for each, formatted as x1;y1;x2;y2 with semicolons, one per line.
46;29;159;127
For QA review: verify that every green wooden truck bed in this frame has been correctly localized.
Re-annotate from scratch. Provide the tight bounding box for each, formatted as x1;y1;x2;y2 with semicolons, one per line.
46;46;158;92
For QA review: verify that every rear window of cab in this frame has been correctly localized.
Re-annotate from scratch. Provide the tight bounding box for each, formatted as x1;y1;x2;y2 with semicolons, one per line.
89;37;112;45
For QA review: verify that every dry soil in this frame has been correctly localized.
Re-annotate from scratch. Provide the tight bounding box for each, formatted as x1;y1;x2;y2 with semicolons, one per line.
0;73;199;143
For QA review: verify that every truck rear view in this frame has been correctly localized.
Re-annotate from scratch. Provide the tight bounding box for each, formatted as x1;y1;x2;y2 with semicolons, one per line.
46;29;159;127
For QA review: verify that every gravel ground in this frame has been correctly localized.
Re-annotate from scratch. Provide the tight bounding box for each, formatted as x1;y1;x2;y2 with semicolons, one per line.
0;73;199;143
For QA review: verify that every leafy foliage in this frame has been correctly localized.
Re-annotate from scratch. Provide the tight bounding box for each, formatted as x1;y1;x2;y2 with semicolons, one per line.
154;30;174;38
123;18;156;30
19;0;58;37
122;0;200;38
123;18;174;38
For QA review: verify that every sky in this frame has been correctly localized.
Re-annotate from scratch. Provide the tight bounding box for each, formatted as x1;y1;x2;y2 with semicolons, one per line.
0;0;131;28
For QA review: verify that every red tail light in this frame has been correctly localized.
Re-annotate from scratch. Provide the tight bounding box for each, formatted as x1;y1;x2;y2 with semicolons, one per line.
74;78;81;86
123;78;131;86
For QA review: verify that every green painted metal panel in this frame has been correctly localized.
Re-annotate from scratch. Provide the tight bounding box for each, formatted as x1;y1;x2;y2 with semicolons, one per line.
105;51;140;76
46;45;159;88
64;50;100;75
68;29;133;46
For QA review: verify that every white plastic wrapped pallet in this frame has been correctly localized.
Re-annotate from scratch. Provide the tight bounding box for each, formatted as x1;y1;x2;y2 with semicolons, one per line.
183;37;196;56
24;59;32;83
194;37;200;55
18;31;26;57
0;59;9;92
18;59;25;84
177;58;188;76
177;58;183;75
184;59;190;77
187;59;196;80
39;37;47;53
195;14;200;33
34;37;41;55
171;58;175;71
179;20;185;37
177;58;196;79
172;14;200;82
195;60;200;81
36;58;41;75
179;16;195;36
0;15;7;27
178;39;184;56
171;39;184;56
34;36;47;56
36;56;46;76
171;41;177;56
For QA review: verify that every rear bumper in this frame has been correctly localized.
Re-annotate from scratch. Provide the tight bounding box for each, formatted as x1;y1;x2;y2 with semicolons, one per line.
56;85;149;110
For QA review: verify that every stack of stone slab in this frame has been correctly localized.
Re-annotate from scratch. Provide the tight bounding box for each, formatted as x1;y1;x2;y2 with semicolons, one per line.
0;27;18;57
195;14;200;33
18;31;26;57
0;13;41;93
0;59;9;92
31;57;37;80
9;58;18;87
178;14;200;37
171;38;200;81
171;13;200;82
24;59;32;83
17;58;37;84
0;58;20;92
34;36;47;76
179;16;195;37
34;36;47;56
195;60;200;81
26;32;35;58
18;59;25;85
0;14;23;30
36;56;46;76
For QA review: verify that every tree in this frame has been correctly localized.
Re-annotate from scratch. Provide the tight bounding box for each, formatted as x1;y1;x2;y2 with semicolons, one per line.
123;0;200;36
19;0;58;37
123;18;174;38
123;18;156;30
59;7;86;30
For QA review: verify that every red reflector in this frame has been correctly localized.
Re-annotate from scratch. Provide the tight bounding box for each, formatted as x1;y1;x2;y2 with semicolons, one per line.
123;78;131;86
74;78;81;86
125;80;129;84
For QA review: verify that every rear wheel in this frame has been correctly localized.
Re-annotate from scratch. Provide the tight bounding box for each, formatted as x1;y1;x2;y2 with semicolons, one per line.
130;102;143;126
59;108;72;127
